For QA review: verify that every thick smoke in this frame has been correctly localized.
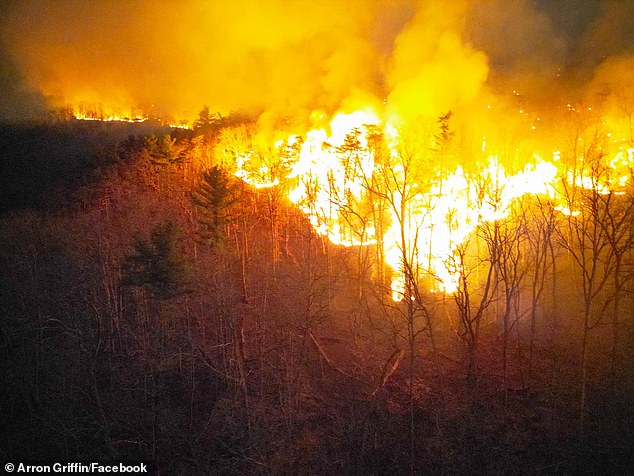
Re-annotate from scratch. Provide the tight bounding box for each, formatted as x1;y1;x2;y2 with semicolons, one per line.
386;0;488;123
0;0;632;123
1;0;398;121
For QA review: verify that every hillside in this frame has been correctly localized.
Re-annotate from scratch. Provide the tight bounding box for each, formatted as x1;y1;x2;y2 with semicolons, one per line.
1;118;633;475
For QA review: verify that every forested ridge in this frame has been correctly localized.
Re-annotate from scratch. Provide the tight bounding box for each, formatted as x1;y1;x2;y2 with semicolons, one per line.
1;117;633;475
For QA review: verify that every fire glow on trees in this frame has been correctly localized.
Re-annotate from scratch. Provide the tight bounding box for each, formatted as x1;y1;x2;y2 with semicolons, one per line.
65;101;634;300
230;107;633;298
2;1;633;298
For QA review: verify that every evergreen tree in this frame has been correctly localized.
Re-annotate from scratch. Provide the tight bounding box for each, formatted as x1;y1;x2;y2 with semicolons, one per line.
122;221;192;299
191;166;241;247
193;106;221;137
142;133;177;165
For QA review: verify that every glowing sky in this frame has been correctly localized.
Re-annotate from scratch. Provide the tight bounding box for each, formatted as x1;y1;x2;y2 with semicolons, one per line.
0;0;632;122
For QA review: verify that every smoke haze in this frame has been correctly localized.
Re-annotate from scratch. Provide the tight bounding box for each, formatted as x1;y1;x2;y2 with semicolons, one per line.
0;0;632;123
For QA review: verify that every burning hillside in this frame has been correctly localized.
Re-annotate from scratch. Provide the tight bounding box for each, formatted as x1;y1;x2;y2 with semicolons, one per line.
2;0;632;298
2;2;634;474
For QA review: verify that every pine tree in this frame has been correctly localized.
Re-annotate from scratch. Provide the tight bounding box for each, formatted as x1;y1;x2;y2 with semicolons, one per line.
122;221;192;299
191;166;241;247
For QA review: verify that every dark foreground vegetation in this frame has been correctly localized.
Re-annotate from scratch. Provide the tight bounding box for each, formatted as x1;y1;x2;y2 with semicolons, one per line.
1;116;633;475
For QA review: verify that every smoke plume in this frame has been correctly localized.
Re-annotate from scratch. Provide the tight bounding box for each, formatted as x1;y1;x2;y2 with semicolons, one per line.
0;0;632;123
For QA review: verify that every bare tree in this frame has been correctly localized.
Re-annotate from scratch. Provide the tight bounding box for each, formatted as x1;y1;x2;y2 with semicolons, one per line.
449;233;497;391
595;154;634;385
481;207;529;405
523;196;558;383
556;125;615;431
368;121;442;475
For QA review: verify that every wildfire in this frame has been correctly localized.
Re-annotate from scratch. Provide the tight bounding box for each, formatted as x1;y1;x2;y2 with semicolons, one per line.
71;105;148;123
234;151;281;189
287;109;380;246
230;103;634;300
69;102;633;300
4;0;631;304
231;108;571;296
382;157;560;296
70;106;192;129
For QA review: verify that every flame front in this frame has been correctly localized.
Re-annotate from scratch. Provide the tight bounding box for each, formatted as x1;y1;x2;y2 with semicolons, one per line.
228;103;634;300
287;110;380;246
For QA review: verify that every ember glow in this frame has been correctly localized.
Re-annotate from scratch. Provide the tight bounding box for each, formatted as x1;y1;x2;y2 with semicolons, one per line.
71;107;147;124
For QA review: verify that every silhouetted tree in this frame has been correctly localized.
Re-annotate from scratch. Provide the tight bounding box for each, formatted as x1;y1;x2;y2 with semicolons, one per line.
122;220;192;299
193;106;221;136
524;196;558;383
191;166;241;247
557;126;614;431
